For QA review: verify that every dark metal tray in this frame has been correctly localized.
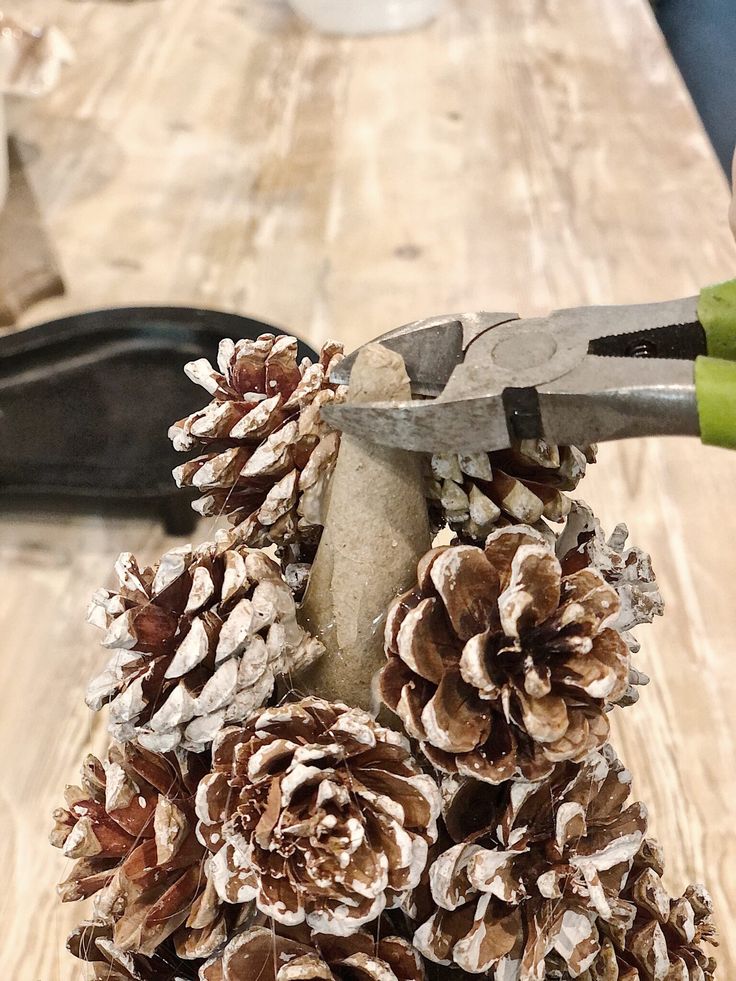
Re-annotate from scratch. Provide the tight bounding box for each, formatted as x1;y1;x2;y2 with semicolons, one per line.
0;306;315;533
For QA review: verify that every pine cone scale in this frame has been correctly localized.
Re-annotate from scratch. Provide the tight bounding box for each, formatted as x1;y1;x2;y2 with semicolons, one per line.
422;669;492;753
67;921;187;981
202;924;427;981
428;547;501;640
395;595;458;685
453;735;531;784
496;543;562;636
514;688;570;743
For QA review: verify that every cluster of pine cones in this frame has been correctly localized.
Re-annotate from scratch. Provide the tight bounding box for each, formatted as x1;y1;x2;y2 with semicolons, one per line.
50;334;717;981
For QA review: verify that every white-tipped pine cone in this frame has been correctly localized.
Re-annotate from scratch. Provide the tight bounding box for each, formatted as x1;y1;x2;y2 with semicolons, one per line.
195;696;441;937
380;525;630;784
414;746;647;978
595;838;718;981
169;335;346;562
427;440;596;544
86;543;323;753
556;501;664;653
50;743;248;962
200;924;427;981
557;501;665;708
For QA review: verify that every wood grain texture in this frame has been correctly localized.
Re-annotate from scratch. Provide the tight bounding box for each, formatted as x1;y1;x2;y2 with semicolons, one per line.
0;0;734;976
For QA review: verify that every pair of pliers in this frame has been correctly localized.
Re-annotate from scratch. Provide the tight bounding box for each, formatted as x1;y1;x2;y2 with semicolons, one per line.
323;279;736;453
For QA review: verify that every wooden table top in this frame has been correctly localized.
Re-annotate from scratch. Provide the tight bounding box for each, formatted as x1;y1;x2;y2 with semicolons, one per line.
2;0;735;977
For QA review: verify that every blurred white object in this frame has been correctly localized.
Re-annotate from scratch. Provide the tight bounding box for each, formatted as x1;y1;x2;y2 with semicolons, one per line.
0;15;73;208
289;0;443;35
0;15;73;98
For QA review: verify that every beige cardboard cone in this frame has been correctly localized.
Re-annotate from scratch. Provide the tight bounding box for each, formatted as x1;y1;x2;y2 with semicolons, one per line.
295;343;431;712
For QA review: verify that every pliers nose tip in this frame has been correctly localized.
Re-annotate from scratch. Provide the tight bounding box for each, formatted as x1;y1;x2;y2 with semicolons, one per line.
330;311;520;393
330;314;466;392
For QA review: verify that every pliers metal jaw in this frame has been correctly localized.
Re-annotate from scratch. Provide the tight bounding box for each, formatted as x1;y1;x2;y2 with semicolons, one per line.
325;288;736;453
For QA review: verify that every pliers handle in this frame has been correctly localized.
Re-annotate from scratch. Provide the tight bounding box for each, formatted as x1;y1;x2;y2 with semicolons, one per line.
694;279;736;448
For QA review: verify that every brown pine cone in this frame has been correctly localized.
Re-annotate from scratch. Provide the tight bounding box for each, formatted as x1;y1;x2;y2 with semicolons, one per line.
380;525;630;784
597;839;718;981
195;696;441;936
86;543;323;753
200;924;427;981
66;921;196;980
426;440;596;544
414;745;647;977
50;741;248;961
169;335;346;562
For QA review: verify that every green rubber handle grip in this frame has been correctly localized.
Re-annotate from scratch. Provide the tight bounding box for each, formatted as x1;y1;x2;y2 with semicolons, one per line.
695;279;736;448
695;356;736;448
698;278;736;360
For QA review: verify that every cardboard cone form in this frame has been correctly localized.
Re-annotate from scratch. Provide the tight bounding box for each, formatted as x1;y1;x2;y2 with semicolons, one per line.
295;343;432;712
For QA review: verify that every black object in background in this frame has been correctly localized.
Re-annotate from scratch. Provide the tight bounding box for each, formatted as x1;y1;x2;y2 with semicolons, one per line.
655;0;736;175
0;307;316;533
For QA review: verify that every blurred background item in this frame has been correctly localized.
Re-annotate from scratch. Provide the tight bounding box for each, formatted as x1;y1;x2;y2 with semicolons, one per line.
288;0;443;35
0;14;73;98
0;13;73;205
0;308;313;533
0;138;65;325
0;13;71;325
654;0;736;175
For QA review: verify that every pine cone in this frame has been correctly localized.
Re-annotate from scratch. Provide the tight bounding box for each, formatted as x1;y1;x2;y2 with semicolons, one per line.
556;502;664;708
200;924;427;981
426;440;596;544
596;839;718;981
380;525;630;783
66;921;196;981
195;696;441;936
169;335;346;564
50;742;248;961
86;543;323;753
556;502;664;654
414;746;647;978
